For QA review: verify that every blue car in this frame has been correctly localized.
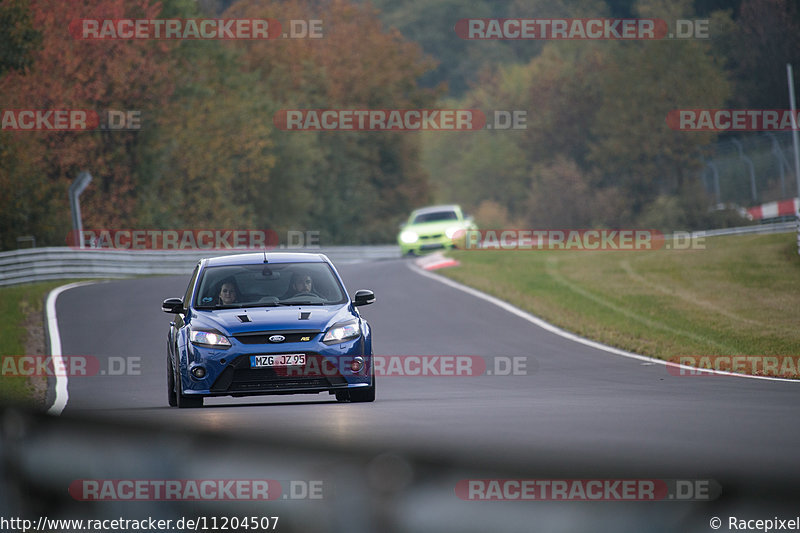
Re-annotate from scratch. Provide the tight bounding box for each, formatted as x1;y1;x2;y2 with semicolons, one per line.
162;253;376;407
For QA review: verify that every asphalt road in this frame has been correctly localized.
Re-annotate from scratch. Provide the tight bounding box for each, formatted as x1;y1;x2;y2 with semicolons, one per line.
26;256;797;533
51;257;800;485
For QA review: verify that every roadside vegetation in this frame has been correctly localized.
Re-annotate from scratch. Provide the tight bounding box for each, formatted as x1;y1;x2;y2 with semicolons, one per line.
440;233;800;377
0;281;74;405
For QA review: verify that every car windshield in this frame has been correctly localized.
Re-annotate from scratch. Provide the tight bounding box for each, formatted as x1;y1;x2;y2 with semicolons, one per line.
412;210;458;224
193;262;347;308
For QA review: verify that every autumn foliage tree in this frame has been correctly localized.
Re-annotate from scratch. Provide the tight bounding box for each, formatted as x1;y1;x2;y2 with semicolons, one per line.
222;0;438;243
0;0;176;249
422;0;733;231
1;0;439;248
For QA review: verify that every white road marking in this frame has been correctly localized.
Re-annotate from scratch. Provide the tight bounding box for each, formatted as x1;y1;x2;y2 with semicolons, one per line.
409;262;799;383
45;281;97;414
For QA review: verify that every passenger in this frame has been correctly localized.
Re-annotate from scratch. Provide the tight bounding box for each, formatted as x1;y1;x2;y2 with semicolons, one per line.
216;277;239;305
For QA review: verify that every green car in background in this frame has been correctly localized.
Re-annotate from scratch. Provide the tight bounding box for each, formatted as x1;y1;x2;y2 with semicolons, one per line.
397;204;478;255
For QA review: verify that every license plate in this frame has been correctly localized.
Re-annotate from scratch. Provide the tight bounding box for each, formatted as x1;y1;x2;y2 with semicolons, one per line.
250;354;306;367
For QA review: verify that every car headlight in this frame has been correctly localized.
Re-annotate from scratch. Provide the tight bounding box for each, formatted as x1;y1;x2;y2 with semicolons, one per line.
445;226;462;239
322;320;361;344
190;329;231;348
399;230;419;244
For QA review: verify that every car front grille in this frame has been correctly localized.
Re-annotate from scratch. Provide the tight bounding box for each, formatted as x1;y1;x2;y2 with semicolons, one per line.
233;330;320;344
210;353;346;393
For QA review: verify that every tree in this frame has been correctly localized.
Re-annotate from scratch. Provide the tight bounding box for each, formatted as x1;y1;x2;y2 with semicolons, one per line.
225;0;438;243
0;0;177;248
0;0;41;76
727;0;800;108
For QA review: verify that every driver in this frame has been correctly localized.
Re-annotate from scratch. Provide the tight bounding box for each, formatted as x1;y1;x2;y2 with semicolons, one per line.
282;269;316;299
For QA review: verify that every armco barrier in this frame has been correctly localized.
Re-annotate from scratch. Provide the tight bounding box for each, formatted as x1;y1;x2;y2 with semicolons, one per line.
688;220;796;238
0;246;400;287
0;221;796;287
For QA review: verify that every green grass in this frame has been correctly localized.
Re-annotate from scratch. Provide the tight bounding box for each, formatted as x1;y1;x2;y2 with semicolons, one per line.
440;233;800;375
0;281;83;406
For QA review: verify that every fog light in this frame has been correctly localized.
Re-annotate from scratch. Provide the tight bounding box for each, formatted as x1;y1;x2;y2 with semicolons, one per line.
350;357;364;372
191;366;207;379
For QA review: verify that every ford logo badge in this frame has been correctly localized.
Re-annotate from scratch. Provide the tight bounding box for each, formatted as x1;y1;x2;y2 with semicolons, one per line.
268;335;285;343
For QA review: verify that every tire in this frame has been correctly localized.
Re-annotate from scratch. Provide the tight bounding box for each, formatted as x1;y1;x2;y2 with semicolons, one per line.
335;390;350;402
173;356;203;408
348;383;375;403
337;365;376;403
167;356;177;407
178;393;203;408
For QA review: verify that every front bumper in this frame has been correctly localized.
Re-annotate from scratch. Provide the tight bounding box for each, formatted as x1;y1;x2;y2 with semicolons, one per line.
179;337;372;397
399;236;456;255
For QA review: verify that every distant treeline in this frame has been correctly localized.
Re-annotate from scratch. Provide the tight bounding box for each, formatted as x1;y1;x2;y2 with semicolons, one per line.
1;0;797;250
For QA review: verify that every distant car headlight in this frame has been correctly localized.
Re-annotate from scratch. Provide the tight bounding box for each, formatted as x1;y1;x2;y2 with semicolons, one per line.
322;320;361;344
190;329;231;348
399;230;419;244
445;226;462;239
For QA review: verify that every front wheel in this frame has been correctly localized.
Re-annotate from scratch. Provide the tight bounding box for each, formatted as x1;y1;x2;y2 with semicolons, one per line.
173;355;203;408
348;383;375;403
167;356;177;407
336;367;376;403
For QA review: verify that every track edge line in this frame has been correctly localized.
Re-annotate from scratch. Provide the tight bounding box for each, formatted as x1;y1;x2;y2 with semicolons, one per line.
408;261;798;384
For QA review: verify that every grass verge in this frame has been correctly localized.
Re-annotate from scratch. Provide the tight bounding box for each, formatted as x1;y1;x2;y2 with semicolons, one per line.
440;233;800;377
0;280;85;406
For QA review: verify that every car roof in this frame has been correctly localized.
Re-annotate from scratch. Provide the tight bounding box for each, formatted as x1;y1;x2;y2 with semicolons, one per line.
411;204;461;215
203;252;330;267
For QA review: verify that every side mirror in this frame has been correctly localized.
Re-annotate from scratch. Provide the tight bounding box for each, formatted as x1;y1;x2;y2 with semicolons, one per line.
353;289;375;307
162;297;184;314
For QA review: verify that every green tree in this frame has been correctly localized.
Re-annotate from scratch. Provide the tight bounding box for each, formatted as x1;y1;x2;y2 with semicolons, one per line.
227;0;438;243
0;0;41;76
0;0;177;249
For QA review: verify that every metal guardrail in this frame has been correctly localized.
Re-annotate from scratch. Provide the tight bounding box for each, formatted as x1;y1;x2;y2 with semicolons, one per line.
687;220;797;238
0;221;796;287
0;246;401;287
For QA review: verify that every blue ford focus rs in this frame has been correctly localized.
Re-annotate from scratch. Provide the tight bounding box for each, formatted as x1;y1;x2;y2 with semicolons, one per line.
162;253;375;407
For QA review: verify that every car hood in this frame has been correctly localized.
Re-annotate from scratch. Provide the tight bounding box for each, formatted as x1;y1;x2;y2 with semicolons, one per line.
403;220;465;235
190;305;353;335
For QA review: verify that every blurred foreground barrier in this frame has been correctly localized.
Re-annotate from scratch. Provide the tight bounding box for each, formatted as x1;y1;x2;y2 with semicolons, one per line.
0;408;798;533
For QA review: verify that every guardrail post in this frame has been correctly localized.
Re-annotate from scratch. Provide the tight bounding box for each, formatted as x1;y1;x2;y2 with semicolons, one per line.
730;139;757;203
787;64;800;254
68;171;92;249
